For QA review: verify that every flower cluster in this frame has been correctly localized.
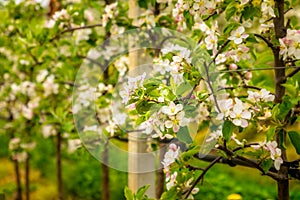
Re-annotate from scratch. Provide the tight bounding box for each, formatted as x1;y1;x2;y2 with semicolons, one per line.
161;101;189;133
217;98;251;128
162;144;180;189
162;143;180;169
172;0;220;31
119;72;146;104
9;137;35;162
138;101;190;139
279;29;300;60
252;141;283;170
247;89;275;103
10;81;40;120
261;0;275;21
73;82;112;114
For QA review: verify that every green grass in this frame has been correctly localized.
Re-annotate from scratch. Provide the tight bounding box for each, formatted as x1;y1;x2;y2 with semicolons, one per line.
194;162;300;200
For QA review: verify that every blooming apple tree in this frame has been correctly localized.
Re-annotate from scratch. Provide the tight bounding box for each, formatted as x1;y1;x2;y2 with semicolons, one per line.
0;0;300;200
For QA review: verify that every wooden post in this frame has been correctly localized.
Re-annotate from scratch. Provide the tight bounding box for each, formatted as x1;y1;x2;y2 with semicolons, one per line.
128;0;156;197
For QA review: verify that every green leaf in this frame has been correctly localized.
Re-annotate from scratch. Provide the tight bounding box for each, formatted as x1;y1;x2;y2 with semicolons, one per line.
288;131;300;155
177;126;193;144
138;0;148;9
161;187;177;200
241;6;260;20
225;2;237;21
261;159;273;173
278;99;292;120
223;23;240;35
136;185;150;199
282;82;298;97
136;100;153;114
176;82;192;96
183;10;194;29
222;120;235;142
266;127;276;141
278;129;286;150
124;186;134;200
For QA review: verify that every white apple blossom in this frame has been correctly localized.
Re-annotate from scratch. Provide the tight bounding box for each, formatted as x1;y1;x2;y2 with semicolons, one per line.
216;99;233;120
42;125;57;138
74;24;92;44
53;9;70;21
105;120;117;136
166;171;177;190
279;29;300;60
204;33;218;51
206;129;222;142
165;111;189;133
21;105;33;119
252;141;283;170
120;73;146;104
83;125;98;132
9;138;21;150
247;89;275;102
266;141;283;170
229;98;251;128
13;151;28;163
162;101;183;116
43;75;59;96
261;0;275;19
36;69;49;83
162;143;180;168
68;139;82;153
228;26;249;44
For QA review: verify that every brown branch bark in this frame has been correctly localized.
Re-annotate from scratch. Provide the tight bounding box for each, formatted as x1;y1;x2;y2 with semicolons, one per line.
254;34;274;48
156;143;166;199
13;159;22;200
25;155;30;200
184;156;222;199
56;131;63;200
101;142;110;200
273;1;289;199
284;67;300;81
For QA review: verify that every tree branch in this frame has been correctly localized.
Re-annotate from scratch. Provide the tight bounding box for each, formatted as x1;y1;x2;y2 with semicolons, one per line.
254;34;274;49
184;156;222;199
50;23;102;41
283;67;300;81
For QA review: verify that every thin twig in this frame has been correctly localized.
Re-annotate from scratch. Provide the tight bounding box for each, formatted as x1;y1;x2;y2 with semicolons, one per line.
50;23;102;41
203;61;221;113
213;65;300;74
254;34;274;48
283;67;300;81
184;156;222;199
217;85;275;95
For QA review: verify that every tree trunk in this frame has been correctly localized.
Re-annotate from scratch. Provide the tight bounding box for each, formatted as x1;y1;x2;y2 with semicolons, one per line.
56;132;63;200
156;143;166;199
14;159;22;200
25;154;30;200
101;145;110;200
273;0;289;199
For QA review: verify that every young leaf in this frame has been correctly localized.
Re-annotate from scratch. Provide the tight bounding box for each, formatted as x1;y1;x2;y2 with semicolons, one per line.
225;2;237;21
136;185;150;199
266;127;276;141
261;159;273;173
288;131;300;155
222;120;235;142
177;126;193;144
124;186;134;200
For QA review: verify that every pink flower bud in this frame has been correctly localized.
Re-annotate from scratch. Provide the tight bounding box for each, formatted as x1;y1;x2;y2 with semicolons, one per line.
245;71;252;80
229;63;238;70
169;143;177;151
